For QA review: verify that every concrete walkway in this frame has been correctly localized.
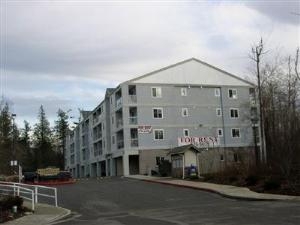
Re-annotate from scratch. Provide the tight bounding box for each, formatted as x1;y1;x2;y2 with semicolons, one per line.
5;203;71;225
126;175;300;201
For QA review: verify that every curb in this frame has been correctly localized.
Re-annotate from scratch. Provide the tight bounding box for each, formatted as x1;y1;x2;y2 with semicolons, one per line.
130;177;300;202
47;207;72;224
140;179;269;201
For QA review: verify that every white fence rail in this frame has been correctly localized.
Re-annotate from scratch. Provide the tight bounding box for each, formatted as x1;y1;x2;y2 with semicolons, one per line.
0;184;35;211
0;182;58;211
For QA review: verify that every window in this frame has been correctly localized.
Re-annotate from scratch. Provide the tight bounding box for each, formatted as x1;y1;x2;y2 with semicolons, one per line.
234;153;239;162
228;89;238;99
217;128;223;137
220;154;224;161
249;88;255;96
151;87;162;98
216;108;222;117
230;108;239;118
153;108;163;119
182;108;189;117
154;129;164;140
156;157;164;165
111;115;114;124
215;88;220;97
231;128;240;138
183;129;189;137
181;88;187;96
112;136;115;144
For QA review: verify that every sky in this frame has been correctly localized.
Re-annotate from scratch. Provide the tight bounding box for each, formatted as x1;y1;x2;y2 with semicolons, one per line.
0;0;299;128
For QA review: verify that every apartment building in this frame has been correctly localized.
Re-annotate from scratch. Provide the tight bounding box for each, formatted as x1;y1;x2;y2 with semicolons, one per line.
65;58;259;178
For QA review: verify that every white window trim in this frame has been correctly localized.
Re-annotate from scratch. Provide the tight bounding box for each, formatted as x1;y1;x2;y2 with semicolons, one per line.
231;128;241;138
152;107;163;119
181;87;187;96
215;88;220;97
217;128;223;137
153;129;164;140
228;89;238;99
183;129;189;137
151;87;162;98
229;108;239;119
216;108;222;117
181;108;189;117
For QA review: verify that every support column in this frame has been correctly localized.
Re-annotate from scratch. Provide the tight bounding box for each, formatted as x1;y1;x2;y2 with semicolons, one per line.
123;154;129;176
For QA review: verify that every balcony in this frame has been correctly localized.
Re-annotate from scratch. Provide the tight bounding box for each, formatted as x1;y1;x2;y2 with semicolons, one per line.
128;95;137;103
250;97;257;107
129;117;137;125
116;119;123;128
93;116;99;125
116;98;122;109
131;138;139;147
93;132;102;141
117;140;124;149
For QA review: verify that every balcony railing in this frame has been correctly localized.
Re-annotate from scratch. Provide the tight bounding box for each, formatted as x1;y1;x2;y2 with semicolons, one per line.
117;140;124;149
93;117;99;124
116;119;123;128
129;117;137;125
250;97;257;107
93;132;102;141
130;138;139;147
116;98;122;109
128;95;137;103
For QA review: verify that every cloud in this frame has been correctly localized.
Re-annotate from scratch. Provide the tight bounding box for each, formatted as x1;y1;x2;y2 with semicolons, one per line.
1;0;299;128
246;1;300;25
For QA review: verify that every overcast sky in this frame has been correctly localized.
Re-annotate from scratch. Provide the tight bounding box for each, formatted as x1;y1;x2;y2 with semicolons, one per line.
0;0;299;128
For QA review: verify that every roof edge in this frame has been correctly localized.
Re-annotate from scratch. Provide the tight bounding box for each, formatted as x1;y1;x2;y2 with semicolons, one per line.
124;57;255;87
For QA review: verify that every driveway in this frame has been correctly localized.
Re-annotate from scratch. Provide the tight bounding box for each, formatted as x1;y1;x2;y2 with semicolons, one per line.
55;178;300;225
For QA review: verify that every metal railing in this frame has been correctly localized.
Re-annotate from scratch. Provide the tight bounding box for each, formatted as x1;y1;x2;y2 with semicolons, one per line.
128;95;137;103
0;183;35;211
0;182;58;210
130;138;139;147
129;117;137;124
117;140;124;149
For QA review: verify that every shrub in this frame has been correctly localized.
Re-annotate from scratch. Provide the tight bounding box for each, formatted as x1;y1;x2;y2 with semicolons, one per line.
264;178;281;190
0;196;23;210
245;175;259;186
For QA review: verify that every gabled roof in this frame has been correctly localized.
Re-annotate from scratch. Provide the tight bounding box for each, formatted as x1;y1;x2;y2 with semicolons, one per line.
126;58;254;87
105;88;115;97
80;110;91;120
168;144;202;155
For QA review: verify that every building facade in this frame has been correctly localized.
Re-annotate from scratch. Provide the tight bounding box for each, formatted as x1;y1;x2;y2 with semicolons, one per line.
65;58;259;178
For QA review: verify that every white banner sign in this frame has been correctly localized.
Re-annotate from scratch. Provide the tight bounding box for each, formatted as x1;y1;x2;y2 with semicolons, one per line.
138;125;152;134
178;136;220;148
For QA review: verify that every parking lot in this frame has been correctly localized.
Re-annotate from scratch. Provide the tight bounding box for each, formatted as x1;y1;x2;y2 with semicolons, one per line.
55;177;300;225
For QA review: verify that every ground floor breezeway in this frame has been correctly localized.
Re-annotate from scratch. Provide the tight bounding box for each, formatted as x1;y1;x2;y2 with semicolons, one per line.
69;154;140;178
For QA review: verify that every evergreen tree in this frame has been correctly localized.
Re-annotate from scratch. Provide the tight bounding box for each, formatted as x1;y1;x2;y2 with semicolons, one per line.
0;103;13;174
54;109;69;170
32;105;55;169
20;120;34;171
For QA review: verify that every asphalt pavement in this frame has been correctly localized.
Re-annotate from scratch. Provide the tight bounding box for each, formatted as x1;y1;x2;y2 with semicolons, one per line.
54;178;300;225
